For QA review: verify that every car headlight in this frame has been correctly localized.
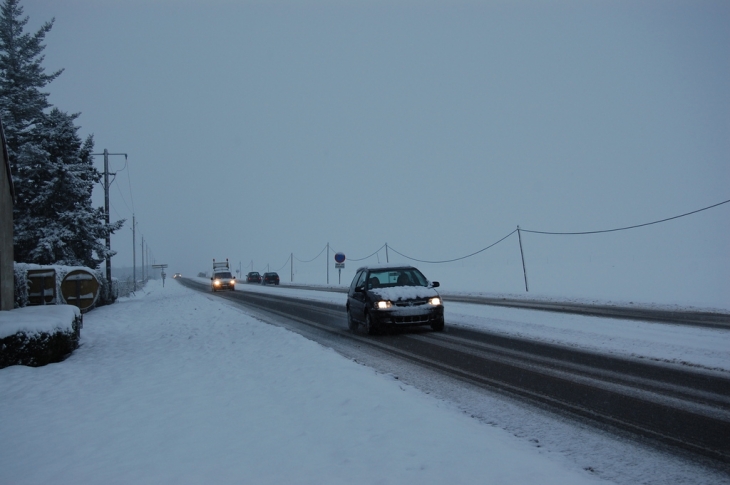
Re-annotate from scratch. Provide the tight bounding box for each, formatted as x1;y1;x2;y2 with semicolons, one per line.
375;300;392;309
428;297;442;306
214;279;221;286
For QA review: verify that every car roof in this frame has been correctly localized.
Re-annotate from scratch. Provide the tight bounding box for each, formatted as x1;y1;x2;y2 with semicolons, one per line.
355;264;417;272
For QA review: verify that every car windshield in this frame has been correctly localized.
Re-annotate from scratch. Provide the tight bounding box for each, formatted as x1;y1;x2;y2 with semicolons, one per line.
215;272;232;278
367;268;428;289
249;273;259;277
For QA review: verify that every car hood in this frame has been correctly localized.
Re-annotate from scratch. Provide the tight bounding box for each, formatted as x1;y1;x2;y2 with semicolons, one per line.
369;286;439;302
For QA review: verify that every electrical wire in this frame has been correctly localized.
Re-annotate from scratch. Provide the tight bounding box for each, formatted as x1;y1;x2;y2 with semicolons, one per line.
387;229;518;264
293;244;328;263
114;180;134;216
521;198;730;235
125;157;135;214
347;244;387;262
273;254;291;273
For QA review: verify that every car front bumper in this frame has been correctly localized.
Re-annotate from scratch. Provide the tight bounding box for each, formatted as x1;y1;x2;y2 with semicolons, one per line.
213;281;235;289
370;305;444;327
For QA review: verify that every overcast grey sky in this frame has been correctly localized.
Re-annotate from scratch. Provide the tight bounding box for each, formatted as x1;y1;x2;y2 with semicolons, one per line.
22;0;729;306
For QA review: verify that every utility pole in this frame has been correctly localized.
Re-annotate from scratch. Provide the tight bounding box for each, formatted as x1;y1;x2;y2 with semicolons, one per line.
141;236;145;283
517;225;529;292
132;214;137;291
326;242;330;285
92;149;127;290
290;252;293;283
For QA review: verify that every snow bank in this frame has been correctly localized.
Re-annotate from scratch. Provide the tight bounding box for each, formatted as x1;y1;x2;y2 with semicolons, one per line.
0;305;80;339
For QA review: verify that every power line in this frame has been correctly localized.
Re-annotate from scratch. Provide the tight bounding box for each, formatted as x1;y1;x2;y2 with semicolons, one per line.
258;197;730;278
293;244;328;263
125;157;135;214
114;181;133;215
521;198;730;235
273;254;291;273
388;230;518;264
347;244;387;262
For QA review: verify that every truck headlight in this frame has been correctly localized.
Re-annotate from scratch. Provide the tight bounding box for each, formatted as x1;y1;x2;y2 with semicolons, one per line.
375;300;392;309
428;297;442;306
214;279;221;286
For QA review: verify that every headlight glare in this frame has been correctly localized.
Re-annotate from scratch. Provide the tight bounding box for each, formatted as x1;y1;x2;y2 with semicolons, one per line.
375;300;392;309
429;297;442;306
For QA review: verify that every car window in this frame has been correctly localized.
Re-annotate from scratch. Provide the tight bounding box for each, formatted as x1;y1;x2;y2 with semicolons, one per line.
368;269;428;287
215;272;232;278
355;270;367;289
404;269;428;286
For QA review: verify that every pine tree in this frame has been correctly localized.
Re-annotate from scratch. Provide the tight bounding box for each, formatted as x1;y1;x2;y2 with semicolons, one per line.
0;0;124;268
13;109;124;267
0;0;61;162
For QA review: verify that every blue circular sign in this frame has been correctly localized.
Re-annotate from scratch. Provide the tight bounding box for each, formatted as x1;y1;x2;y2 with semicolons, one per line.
334;252;346;263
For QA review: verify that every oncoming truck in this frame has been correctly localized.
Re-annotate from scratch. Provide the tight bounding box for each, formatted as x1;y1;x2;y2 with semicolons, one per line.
211;259;235;292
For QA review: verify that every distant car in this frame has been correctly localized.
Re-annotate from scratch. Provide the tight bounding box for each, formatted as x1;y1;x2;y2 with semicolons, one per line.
246;271;262;283
173;273;182;279
346;265;444;335
261;272;280;285
211;271;235;291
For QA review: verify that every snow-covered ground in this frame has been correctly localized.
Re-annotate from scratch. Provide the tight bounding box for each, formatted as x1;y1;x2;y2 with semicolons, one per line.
1;279;728;484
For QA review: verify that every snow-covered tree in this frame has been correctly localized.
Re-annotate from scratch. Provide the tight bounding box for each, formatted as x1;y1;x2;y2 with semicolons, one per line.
0;0;61;161
0;0;124;268
13;109;124;267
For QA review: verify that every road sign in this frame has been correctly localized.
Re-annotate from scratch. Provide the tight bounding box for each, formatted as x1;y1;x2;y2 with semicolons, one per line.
334;252;346;263
61;269;100;311
335;262;345;269
152;264;168;287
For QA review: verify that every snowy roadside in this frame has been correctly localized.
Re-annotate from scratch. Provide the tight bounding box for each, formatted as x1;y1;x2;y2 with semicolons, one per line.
225;280;730;374
0;279;611;484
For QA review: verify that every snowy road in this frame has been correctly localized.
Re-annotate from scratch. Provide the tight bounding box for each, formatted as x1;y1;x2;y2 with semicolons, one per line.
222;279;730;373
1;279;729;484
185;278;730;462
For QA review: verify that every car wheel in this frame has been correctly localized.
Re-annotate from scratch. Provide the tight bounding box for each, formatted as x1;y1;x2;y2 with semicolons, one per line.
365;313;378;335
347;309;358;332
431;318;445;332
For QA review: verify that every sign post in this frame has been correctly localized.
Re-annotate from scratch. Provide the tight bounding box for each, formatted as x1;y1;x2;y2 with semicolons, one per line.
152;264;168;287
334;253;346;285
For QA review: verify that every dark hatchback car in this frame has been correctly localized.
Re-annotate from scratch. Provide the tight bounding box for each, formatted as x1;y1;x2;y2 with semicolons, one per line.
346;265;444;335
261;272;280;285
246;271;262;283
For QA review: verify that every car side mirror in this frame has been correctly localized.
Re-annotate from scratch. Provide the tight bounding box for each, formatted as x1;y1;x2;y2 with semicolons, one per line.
210;277;213;281
431;281;440;288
